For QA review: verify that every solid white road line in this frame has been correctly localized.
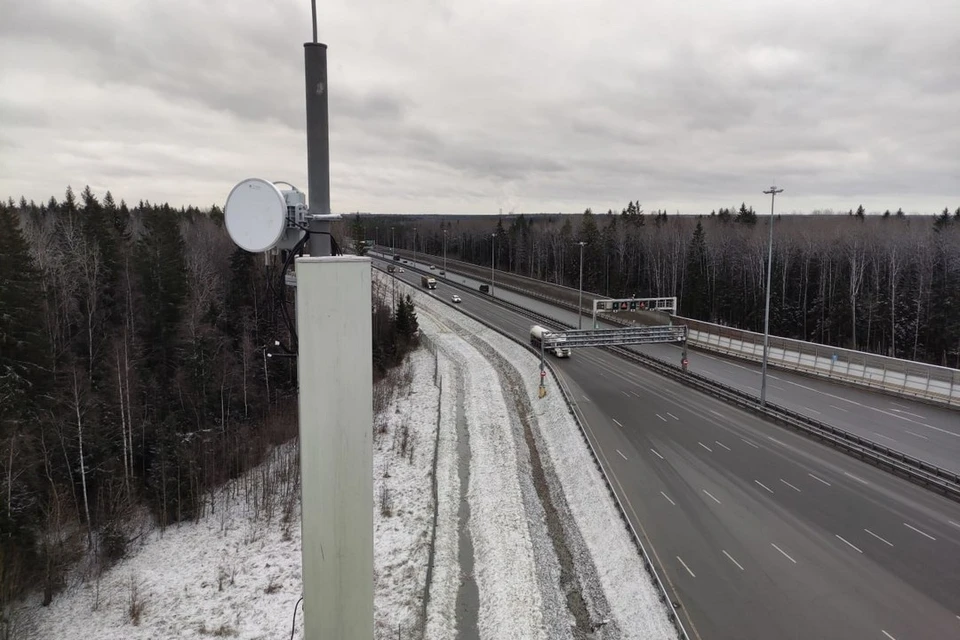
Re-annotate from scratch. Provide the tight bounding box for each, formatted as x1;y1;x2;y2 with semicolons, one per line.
780;479;802;492
864;529;894;547
903;522;937;541
808;472;832;487
698;442;714;453
660;491;676;506
905;430;929;440
836;534;863;553
715;440;731;451
741;438;760;449
612;418;623;428
755;480;775;494
882;630;897;640
617;449;628;461
677;556;696;578
650;448;665;460
667;412;679;420
771;543;797;564
844;471;869;485
703;489;722;504
657;414;668;422
722;550;745;571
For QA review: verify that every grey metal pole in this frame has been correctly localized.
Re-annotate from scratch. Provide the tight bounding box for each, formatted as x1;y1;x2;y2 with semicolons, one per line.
491;233;496;296
413;227;418;268
304;42;331;256
577;241;586;329
443;229;447;277
391;226;394;256
760;186;783;407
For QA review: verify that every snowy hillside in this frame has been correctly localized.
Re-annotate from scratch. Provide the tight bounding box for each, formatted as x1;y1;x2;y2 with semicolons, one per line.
16;271;674;640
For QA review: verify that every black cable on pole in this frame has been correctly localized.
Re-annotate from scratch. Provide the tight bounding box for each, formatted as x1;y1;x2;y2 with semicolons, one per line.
289;595;304;640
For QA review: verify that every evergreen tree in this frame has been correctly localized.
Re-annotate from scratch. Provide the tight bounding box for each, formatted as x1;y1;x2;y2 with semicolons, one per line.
0;207;50;423
223;247;257;346
736;203;757;225
136;205;188;414
934;207;951;231
683;219;710;319
351;213;367;256
394;295;419;343
856;205;865;220
883;209;891;218
896;207;905;217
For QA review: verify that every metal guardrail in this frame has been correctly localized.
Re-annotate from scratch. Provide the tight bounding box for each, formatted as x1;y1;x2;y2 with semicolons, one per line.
387;249;960;410
676;316;960;408
378;259;960;504
374;262;691;640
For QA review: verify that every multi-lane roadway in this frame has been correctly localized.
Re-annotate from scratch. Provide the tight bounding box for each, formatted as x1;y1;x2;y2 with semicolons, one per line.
377;256;960;640
382;253;960;476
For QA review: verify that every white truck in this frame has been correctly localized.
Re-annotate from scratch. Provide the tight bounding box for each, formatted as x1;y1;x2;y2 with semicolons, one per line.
529;325;571;358
421;275;437;290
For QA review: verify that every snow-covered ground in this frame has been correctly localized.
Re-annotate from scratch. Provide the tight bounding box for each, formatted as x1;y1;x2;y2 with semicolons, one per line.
16;272;675;640
16;350;441;640
16;443;307;640
407;280;676;640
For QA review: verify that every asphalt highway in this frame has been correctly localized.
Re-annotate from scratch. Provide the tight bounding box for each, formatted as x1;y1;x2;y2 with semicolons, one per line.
377;257;960;640
381;253;960;476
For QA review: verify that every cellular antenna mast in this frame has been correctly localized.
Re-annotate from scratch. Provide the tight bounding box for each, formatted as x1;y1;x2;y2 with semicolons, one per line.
303;0;336;257
222;3;373;639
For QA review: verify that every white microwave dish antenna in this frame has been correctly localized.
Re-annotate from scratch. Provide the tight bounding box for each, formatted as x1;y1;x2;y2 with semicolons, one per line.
224;178;288;253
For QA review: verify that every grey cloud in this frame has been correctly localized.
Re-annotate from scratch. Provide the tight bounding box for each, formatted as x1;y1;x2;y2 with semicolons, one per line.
0;101;50;128
2;0;958;213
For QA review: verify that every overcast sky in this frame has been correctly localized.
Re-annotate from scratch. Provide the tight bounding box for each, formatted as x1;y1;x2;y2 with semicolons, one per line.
1;0;958;215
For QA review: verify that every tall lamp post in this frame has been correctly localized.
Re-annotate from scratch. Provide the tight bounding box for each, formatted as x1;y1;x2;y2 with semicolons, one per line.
490;232;496;296
442;229;448;277
390;226;395;256
576;241;587;329
760;186;783;407
413;226;418;268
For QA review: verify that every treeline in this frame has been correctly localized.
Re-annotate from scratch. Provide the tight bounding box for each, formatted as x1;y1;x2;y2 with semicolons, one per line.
359;204;960;366
0;188;416;613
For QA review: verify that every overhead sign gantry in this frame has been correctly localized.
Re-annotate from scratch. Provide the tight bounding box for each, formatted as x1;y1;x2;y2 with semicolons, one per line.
591;296;677;328
534;321;689;397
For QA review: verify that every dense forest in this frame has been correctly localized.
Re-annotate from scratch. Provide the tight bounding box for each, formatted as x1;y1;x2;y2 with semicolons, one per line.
0;188;417;617
362;204;960;367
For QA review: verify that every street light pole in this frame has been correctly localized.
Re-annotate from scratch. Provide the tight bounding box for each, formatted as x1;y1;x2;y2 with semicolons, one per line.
760;186;783;407
576;241;586;329
390;226;395;256
413;226;418;268
443;229;448;277
490;232;496;297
